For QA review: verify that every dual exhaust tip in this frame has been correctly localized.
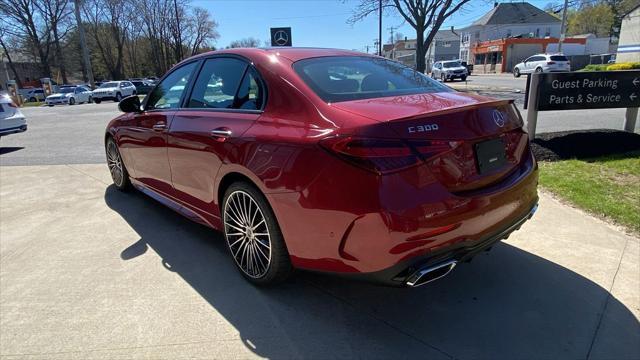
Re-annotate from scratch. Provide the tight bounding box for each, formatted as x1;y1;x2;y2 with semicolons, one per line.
405;260;457;287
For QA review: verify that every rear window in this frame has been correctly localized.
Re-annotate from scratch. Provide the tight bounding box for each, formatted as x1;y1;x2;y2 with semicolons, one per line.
550;55;568;61
293;56;450;103
442;61;461;68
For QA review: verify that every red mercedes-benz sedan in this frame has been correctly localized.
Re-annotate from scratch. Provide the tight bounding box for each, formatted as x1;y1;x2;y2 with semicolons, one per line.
105;48;538;287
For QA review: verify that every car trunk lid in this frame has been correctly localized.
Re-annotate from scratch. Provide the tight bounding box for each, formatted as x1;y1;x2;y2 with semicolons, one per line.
331;92;529;192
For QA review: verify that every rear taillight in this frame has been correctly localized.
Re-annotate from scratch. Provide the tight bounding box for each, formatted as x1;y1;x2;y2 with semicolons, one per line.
320;136;458;174
547;61;556;65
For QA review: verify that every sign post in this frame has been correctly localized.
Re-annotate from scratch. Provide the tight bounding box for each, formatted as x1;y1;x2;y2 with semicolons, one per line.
270;27;292;47
526;70;640;137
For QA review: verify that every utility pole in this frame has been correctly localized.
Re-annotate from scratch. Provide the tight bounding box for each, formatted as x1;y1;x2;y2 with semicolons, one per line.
558;0;569;53
74;0;94;87
387;25;399;59
387;25;398;44
378;0;382;56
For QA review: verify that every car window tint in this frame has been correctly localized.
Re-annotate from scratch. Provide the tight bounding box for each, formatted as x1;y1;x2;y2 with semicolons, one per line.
187;58;247;109
294;56;449;103
550;55;568;61
234;67;264;110
146;62;197;110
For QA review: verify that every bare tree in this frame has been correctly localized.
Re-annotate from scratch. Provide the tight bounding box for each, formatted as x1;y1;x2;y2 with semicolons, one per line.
83;0;131;79
228;37;261;48
184;6;219;56
0;27;23;86
0;0;53;77
349;0;473;72
36;0;73;83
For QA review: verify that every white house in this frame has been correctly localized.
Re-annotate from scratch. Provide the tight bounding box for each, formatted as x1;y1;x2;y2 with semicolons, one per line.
459;2;561;63
616;4;640;62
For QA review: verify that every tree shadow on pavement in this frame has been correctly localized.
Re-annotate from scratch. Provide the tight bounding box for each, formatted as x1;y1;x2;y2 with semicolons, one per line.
105;185;640;360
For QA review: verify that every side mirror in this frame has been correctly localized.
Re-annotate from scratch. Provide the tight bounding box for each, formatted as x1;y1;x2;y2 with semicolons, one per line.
119;95;141;113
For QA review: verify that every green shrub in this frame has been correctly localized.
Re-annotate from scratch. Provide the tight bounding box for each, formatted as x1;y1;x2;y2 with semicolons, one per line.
606;62;640;70
579;62;640;71
580;64;609;71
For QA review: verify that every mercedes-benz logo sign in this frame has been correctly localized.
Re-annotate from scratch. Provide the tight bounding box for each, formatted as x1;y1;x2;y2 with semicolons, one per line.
274;30;289;46
492;110;506;127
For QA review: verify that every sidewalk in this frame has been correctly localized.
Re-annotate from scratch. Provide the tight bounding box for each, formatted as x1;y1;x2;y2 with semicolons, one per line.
1;164;638;359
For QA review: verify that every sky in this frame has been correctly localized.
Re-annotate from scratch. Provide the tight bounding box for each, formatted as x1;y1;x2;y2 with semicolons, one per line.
193;0;557;51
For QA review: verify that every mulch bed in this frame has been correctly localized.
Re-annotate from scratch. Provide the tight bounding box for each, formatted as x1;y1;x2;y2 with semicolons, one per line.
532;129;640;162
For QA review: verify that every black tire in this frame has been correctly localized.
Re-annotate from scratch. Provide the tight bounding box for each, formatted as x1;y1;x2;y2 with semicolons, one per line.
69;97;75;105
222;182;292;286
94;98;101;104
461;75;467;81
105;137;132;191
535;67;543;73
114;92;122;102
29;97;37;102
48;104;54;107
440;73;446;82
431;72;436;79
514;67;521;78
88;96;93;104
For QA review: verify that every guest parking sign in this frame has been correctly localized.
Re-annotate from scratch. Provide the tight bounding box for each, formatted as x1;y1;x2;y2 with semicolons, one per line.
536;71;640;111
526;71;640;136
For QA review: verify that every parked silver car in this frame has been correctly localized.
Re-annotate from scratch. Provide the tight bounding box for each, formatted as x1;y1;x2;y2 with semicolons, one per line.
513;54;571;77
431;60;468;82
45;86;93;106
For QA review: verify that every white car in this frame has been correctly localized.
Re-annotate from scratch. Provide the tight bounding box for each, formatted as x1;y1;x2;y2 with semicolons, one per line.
45;86;93;106
92;81;136;103
0;93;27;137
23;88;46;102
513;54;571;77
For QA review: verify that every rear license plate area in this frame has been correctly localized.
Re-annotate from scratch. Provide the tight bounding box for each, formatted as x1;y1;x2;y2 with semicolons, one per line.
475;138;506;174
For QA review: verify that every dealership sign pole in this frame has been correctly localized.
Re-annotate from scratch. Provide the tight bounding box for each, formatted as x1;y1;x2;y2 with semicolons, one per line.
526;71;640;137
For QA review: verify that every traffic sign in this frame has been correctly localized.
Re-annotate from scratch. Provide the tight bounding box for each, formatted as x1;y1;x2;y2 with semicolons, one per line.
270;27;292;47
535;71;640;111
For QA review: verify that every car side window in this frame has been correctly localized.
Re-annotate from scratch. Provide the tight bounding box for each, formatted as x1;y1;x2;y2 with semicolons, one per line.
146;62;197;110
187;57;248;109
235;67;265;110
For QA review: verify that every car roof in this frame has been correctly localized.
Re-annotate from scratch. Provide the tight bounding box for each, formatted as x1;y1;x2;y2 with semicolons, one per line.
192;47;371;63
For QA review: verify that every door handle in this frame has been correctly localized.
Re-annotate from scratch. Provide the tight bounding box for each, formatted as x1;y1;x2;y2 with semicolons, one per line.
211;128;233;139
152;123;166;131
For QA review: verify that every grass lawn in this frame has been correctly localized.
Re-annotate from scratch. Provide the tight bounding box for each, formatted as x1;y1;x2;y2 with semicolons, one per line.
21;101;44;107
538;151;640;234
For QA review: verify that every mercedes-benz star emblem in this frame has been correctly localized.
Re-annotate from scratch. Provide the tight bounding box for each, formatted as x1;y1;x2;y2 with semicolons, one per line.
492;110;506;127
274;30;289;46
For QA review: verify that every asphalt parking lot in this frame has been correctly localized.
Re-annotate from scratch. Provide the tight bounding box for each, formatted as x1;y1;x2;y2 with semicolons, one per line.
1;75;639;359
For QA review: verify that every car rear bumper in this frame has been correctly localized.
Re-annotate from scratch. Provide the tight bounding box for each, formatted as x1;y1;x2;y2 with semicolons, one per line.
342;201;538;286
267;148;539;280
0;120;27;136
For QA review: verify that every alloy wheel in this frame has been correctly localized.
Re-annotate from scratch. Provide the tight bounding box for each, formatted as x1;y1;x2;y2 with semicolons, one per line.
223;190;272;278
106;140;124;187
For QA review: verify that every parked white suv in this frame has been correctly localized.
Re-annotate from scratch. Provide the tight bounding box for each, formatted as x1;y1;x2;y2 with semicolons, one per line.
92;81;136;103
513;54;571;77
